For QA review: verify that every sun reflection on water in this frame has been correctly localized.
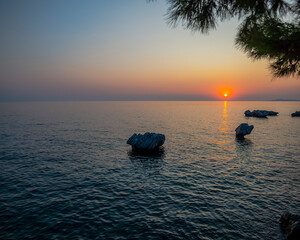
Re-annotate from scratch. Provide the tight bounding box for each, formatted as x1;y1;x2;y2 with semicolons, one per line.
221;101;229;134
216;101;231;146
223;101;227;116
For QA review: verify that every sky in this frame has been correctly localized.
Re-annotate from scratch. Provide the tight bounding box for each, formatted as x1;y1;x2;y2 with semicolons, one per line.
0;0;299;101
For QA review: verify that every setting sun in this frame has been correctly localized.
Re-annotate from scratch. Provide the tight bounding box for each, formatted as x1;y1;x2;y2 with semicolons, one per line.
218;87;233;99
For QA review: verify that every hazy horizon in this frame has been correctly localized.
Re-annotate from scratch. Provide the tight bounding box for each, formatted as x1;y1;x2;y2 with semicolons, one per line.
1;98;300;102
1;0;299;101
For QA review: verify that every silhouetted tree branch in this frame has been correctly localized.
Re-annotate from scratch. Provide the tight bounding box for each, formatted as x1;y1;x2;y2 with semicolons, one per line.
150;0;300;78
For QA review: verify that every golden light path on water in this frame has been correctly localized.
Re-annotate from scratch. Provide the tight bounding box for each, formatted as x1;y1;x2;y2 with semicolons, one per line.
214;101;231;156
220;101;230;145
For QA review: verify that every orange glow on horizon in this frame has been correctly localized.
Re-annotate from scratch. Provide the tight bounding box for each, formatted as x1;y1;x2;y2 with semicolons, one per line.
219;87;233;99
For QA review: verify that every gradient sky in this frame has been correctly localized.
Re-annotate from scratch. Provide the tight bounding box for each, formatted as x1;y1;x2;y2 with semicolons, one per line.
0;0;299;101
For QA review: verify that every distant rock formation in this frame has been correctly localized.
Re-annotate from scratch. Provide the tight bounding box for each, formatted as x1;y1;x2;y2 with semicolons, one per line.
244;110;278;118
264;110;279;116
280;212;300;240
244;110;268;118
235;123;254;139
291;111;300;117
127;132;165;151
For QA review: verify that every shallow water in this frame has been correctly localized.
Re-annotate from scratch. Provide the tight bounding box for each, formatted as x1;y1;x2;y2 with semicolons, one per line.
0;101;299;239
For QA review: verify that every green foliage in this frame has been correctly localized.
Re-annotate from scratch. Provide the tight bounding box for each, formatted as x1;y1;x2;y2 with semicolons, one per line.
236;15;300;77
150;0;300;78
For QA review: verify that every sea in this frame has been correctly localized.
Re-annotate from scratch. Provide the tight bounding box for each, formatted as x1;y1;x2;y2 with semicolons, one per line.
0;101;299;240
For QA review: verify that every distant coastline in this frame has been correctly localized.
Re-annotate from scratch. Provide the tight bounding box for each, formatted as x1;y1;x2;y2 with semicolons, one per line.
1;98;300;102
1;99;300;102
269;99;300;101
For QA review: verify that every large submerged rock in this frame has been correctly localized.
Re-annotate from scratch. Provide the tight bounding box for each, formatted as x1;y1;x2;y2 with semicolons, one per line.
244;110;278;118
235;123;254;139
127;132;165;151
291;111;300;117
280;212;300;240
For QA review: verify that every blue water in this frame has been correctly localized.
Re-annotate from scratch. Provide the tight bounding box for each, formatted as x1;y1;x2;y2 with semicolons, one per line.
0;101;299;239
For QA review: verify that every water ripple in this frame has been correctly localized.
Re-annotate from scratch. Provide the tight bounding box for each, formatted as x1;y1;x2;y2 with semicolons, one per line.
0;101;299;239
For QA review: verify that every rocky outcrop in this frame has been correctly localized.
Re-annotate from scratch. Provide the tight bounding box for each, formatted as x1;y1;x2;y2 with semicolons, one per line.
127;132;165;151
280;212;300;240
244;110;268;118
266;110;279;116
291;111;300;117
244;110;278;118
235;123;254;139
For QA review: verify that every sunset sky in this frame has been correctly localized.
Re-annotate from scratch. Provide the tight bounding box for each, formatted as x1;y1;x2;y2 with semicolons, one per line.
0;0;299;101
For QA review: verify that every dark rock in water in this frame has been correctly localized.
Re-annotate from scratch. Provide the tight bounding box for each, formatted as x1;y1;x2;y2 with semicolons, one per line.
127;132;165;151
235;123;254;139
280;212;300;240
265;110;279;116
291;111;300;117
244;110;267;118
244;109;278;118
253;110;269;118
244;110;253;117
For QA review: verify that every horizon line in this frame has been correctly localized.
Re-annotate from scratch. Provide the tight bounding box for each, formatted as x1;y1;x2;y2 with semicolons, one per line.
1;99;300;102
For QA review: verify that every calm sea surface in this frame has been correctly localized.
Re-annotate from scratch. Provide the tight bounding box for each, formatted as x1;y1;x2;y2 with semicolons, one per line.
0;101;299;239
